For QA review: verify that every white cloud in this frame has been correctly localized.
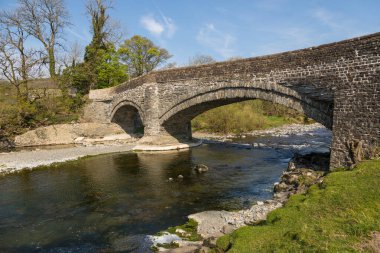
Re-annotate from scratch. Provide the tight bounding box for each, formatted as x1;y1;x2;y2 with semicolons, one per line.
196;23;236;58
140;15;165;36
140;14;177;38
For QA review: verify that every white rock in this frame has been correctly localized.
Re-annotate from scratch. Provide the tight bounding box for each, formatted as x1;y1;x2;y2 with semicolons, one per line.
74;137;85;142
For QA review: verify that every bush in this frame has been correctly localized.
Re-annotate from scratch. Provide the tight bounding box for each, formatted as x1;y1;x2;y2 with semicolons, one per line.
191;100;308;134
0;88;84;138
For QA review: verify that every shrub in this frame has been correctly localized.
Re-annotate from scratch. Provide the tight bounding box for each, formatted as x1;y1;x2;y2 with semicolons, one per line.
192;100;307;134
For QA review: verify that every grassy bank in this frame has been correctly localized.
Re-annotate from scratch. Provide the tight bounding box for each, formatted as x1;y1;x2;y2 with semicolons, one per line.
192;99;312;134
217;160;380;252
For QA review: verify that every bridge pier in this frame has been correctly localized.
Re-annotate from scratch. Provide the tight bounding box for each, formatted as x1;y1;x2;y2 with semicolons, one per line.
137;83;194;146
142;83;161;136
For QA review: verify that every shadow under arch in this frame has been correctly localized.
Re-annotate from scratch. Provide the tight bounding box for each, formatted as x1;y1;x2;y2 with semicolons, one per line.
111;101;145;135
159;87;333;141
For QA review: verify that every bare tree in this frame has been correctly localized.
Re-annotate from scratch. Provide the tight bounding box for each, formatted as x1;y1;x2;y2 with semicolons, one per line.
0;9;41;98
58;41;84;71
18;0;70;78
161;62;177;70
188;54;216;66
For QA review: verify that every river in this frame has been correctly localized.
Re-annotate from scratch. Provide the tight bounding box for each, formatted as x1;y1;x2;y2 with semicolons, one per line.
0;125;331;252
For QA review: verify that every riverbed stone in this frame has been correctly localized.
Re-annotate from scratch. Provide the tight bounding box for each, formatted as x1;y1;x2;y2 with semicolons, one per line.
188;201;282;239
194;164;209;173
274;152;327;202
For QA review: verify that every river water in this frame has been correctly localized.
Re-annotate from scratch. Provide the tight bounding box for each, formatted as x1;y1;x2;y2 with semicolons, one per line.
0;126;331;252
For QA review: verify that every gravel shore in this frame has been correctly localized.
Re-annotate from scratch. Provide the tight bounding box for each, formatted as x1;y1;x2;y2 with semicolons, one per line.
0;144;136;175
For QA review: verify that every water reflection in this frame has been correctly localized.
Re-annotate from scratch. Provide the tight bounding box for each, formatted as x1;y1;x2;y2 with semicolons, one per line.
0;143;293;252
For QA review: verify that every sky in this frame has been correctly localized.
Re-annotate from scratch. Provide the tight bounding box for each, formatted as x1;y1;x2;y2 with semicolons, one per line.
1;0;380;66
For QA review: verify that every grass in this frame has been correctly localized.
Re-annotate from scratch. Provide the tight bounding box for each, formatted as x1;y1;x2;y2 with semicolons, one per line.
191;99;312;134
166;218;203;242
150;219;202;251
217;159;380;252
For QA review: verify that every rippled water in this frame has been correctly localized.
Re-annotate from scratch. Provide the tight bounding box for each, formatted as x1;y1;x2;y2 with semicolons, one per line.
0;128;331;252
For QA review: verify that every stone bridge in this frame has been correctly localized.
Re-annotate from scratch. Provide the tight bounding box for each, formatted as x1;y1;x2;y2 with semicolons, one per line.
84;32;380;169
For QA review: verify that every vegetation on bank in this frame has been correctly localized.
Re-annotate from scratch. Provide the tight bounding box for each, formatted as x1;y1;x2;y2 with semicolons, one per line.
0;82;83;138
151;219;202;251
192;99;313;134
217;160;380;252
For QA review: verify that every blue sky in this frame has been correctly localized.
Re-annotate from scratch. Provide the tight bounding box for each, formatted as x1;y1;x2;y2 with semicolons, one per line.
1;0;380;66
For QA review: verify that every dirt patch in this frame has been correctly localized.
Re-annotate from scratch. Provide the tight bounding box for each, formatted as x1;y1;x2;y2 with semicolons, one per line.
359;232;380;253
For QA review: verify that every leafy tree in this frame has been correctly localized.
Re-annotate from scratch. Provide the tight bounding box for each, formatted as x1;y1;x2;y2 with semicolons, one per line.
62;45;127;93
61;63;91;94
95;46;128;89
119;35;171;77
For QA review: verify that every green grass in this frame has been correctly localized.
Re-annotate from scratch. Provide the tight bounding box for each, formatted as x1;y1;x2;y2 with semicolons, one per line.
217;160;380;252
166;218;203;241
191;100;312;134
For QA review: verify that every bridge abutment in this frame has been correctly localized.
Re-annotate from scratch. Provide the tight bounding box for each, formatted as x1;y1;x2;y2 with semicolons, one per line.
330;78;380;169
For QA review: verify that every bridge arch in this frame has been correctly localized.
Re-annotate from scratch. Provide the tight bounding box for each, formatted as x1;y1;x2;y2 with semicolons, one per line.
159;84;333;139
111;100;145;135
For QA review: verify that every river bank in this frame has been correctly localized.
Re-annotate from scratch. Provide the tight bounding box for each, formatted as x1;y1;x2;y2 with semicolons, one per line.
0;143;136;175
146;152;329;253
217;159;380;252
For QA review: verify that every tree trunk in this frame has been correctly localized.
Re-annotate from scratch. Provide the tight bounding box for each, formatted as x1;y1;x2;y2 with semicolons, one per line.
48;47;56;78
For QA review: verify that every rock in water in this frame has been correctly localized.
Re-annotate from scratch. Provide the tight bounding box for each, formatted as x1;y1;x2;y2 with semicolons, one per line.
194;164;209;173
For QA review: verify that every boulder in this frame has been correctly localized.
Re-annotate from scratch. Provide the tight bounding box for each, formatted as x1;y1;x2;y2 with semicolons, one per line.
194;164;209;173
14;123;131;147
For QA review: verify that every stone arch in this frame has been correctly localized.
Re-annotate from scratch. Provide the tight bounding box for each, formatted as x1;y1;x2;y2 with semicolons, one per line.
111;101;145;135
159;86;333;139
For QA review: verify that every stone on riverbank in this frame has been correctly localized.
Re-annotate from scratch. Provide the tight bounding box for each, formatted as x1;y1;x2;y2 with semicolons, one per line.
188;200;282;239
14;123;135;147
274;152;328;202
